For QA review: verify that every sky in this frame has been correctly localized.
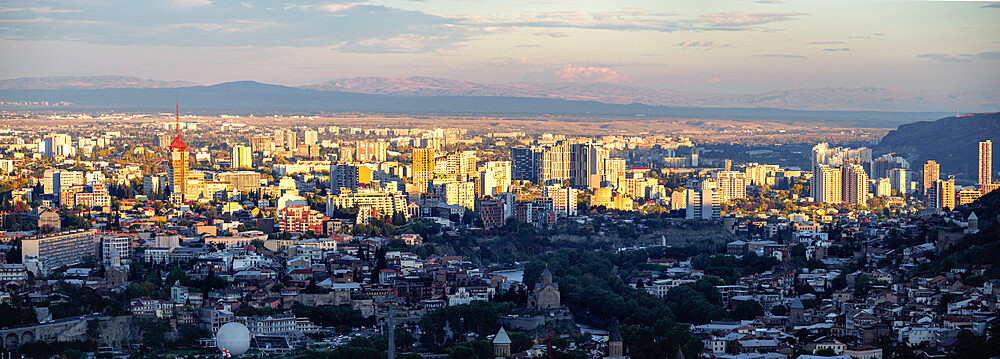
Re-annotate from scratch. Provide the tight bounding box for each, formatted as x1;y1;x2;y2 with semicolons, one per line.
0;0;998;93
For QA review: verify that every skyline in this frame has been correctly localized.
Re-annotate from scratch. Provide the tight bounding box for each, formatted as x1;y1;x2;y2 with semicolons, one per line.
1;0;999;93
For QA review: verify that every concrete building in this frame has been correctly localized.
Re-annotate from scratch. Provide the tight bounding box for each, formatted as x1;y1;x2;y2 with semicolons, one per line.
21;229;99;273
231;145;252;169
980;140;992;185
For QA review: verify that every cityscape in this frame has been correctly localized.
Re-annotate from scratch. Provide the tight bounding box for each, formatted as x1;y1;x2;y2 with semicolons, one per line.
1;1;999;359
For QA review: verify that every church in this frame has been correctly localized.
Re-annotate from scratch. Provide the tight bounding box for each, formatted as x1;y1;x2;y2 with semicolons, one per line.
528;268;561;310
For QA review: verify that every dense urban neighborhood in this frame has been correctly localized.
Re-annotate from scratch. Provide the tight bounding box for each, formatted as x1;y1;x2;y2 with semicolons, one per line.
0;111;998;359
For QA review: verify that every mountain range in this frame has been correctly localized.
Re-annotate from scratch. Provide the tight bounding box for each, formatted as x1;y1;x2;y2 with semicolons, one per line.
0;80;953;128
3;75;997;113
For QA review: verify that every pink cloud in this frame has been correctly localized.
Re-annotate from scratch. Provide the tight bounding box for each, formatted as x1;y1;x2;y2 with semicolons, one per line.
552;65;630;84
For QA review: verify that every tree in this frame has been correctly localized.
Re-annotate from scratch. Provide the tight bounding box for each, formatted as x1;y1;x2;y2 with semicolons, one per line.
731;300;764;320
770;304;788;316
510;331;533;353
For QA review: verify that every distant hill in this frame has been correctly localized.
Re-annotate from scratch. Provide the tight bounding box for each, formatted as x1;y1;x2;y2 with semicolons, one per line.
3;75;997;112
302;76;1000;112
0;75;195;90
0;81;948;128
876;112;1000;181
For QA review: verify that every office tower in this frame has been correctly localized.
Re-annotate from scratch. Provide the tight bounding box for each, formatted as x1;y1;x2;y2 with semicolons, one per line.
922;160;940;196
303;130;318;146
715;171;748;202
231;145;252;169
931;178;955;210
686;179;721;219
570;143;608;188
444;181;476;210
812;165;843;204
889;168;911;196
168;104;191;203
511;147;544;183
143;175;167;197
842;164;869;205
980;140;992;185
22;229;99;271
689;147;700;167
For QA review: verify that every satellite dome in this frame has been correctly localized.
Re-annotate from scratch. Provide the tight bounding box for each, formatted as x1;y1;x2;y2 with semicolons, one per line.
216;322;251;356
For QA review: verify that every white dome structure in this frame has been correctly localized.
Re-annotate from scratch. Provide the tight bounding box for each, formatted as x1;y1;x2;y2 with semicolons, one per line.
216;322;251;357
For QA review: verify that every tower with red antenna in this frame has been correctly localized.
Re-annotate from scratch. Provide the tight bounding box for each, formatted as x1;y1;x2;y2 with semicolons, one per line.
167;102;189;203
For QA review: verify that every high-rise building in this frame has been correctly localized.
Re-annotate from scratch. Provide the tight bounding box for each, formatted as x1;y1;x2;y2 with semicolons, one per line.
812;165;843;204
412;147;435;193
842;164;869;205
922;160;940;196
545;186;579;217
231;145;252;169
604;158;627;189
930;178;955;210
443;181;476;210
356;141;389;163
571;143;608;188
889;168;911;196
167;103;191;203
511;147;544;183
541;141;574;185
303;130;318;147
980;140;992;185
479;161;512;197
686;179;721;220
715;171;748;202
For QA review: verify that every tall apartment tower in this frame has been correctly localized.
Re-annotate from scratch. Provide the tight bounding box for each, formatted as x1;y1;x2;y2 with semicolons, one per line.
931;178;955;211
411;147;435;193
842;164;869;206
231;145;252;169
980;140;992;185
168;104;190;203
812;165;843;204
922;160;940;196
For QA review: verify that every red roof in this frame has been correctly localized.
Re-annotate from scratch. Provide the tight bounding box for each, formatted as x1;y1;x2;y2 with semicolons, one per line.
168;134;188;150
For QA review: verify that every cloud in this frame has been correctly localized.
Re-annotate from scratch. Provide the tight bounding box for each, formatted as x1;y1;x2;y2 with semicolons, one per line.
317;3;356;14
755;0;784;4
752;54;805;58
822;48;849;52
676;40;728;48
917;52;1000;63
529;65;630;84
170;0;212;7
695;12;806;30
850;32;885;39
983;2;1000;8
807;41;845;45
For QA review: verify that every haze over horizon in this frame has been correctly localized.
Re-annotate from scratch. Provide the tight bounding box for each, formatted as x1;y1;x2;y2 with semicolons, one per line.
1;0;999;93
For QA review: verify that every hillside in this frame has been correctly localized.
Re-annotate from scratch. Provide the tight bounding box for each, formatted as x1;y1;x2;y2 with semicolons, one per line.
303;76;1000;112
876;113;1000;180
